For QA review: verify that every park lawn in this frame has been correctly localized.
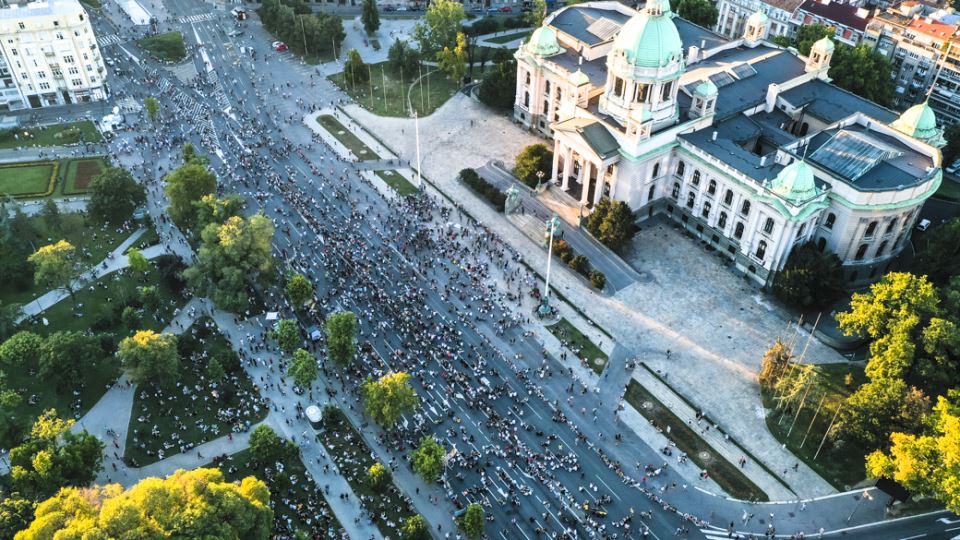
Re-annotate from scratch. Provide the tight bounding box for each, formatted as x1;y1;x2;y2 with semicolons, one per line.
760;363;870;491
0;161;56;197
935;177;960;202
546;317;608;374
376;170;418;196
138;31;187;62
317;114;380;160
215;448;347;538
318;408;416;537
0;120;102;149
61;157;109;195
484;31;529;44
79;0;101;8
329;61;464;117
625;380;769;502
0;215;143;306
125;318;268;467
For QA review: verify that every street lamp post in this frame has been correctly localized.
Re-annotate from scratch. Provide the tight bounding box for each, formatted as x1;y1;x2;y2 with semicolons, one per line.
847;489;873;523
538;215;561;317
414;111;423;191
535;170;545;191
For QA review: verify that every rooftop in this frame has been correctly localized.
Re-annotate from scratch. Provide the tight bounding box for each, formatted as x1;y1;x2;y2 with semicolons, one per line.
679;115;783;183
908;17;958;39
798;0;872;31
779;79;899;125
0;0;85;19
550;6;632;46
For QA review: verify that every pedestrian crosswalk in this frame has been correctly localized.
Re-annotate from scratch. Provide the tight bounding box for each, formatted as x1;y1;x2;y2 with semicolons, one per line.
97;33;122;47
178;13;216;24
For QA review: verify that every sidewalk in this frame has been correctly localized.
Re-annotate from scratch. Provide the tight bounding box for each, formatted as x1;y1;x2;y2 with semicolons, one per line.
12;196;90;216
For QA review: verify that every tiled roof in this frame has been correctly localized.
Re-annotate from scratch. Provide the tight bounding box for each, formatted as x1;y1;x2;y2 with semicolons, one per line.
798;0;872;31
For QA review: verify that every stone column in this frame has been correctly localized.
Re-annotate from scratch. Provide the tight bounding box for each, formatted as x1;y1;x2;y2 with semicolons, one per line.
563;147;574;189
552;142;562;184
593;164;606;206
580;161;592;206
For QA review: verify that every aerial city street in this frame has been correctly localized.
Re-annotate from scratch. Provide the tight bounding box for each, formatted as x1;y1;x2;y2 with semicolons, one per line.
0;0;959;538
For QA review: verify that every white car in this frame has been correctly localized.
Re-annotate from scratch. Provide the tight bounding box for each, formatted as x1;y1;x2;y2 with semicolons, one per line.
916;218;931;232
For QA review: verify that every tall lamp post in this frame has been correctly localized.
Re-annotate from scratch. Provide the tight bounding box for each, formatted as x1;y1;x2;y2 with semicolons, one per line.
538;215;561;317
847;489;873;523
535;169;545;191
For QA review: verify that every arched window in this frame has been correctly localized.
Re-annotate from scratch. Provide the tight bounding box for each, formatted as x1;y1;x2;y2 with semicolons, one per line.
718;212;727;229
741;200;751;216
797;223;806;238
763;218;774;234
817;237;826;251
734;222;745;239
708;179;717;195
855;243;868;260
648;185;656;201
876;241;888;257
865;221;878;238
723;189;733;206
686;192;696;209
652;162;660;178
524;92;530;108
676;161;685;177
824;213;836;230
756;240;767;260
885;220;896;234
543;100;549;113
702;202;711;218
671;182;680;199
525;71;531;85
692;170;701;186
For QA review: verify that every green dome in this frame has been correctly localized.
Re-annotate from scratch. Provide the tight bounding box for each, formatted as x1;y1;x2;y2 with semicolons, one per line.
812;36;835;54
770;159;817;203
891;101;944;146
694;79;717;97
612;3;683;69
570;69;590;87
747;10;768;26
527;25;562;57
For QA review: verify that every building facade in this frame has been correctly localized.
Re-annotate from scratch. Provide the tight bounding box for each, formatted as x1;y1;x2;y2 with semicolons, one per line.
0;0;106;111
515;1;942;288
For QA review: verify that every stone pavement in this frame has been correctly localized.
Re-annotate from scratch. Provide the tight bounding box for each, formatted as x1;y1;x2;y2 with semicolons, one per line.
12;196;89;216
476;28;532;49
0;143;109;164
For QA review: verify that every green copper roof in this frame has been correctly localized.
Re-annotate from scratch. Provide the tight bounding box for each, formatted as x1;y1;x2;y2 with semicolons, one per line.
570;69;590;87
770;160;817;204
527;25;562;57
612;3;683;69
812;36;835;54
694;79;717;97
891;101;946;147
747;10;768;26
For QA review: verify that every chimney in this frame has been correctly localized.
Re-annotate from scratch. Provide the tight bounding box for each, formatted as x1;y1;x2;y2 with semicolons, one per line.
760;155;768;166
712;131;718;141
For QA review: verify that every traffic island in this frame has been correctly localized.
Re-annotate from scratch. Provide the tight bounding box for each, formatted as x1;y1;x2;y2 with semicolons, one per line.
315;114;380;161
545;317;608;375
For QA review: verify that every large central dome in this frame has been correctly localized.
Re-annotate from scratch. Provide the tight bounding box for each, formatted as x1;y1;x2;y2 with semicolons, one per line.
612;0;683;69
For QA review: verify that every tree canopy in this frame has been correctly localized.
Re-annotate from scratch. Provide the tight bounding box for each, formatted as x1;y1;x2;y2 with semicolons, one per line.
344;48;369;84
362;371;419;427
249;424;290;465
674;0;718;28
513;144;553;189
460;503;485;538
914;217;960;286
259;0;344;60
772;242;844;310
193;193;246;232
164;161;217;229
944;123;960;168
325;311;358;367
144;96;160;122
28;241;76;295
9;410;104;499
387;39;420;77
271;319;301;354
478;59;517;110
410;435;445;483
38;331;103;391
361;0;379;35
15;468;272;540
288;348;318;388
413;0;465;56
437;32;468;84
286;273;314;307
117;330;179;387
583;198;635;251
87;167;146;225
0;331;44;369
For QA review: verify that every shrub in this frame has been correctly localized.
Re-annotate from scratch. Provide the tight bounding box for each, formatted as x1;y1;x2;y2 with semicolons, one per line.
568;255;589;275
589;270;606;290
552;239;572;260
459;168;506;211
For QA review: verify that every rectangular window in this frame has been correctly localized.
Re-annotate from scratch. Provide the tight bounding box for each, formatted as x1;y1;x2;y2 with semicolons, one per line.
614;77;624;98
71;78;82;86
38;82;49;90
63;55;74;63
661;81;673;100
635;83;649;103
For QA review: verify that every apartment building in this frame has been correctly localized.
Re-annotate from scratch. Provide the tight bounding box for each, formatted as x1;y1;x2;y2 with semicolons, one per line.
0;0;106;111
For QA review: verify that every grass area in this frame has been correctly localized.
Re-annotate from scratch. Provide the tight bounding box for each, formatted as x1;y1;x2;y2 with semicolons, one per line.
125;317;268;466
62;157;108;195
376;169;418;196
0;161;56;197
215;448;346;538
935;177;960;202
319;407;416;536
137;31;187;62
546;318;608;374
761;363;870;491
484;31;529;44
329;61;464;117
625;380;769;502
317;114;379;160
0;120;102;149
79;0;101;7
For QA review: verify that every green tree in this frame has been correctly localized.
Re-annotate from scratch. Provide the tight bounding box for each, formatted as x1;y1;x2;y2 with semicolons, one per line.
837;378;930;448
344;48;369;85
674;0;719;27
0;331;43;368
410;435;445;483
15;468;272;540
87;167;146;225
525;0;547;27
460;503;485;538
286;273;314;307
829;43;894;107
181;143;208;166
41;199;61;232
288;348;318;388
367;461;389;488
206;357;225;381
943;123;960;168
183;214;275;312
362;372;419;427
144;96;160;122
271;319;301;354
8;410;104;499
361;0;380;34
388;39;420;77
0;494;34;540
325;311;358;367
772;242;844;309
193;193;246;232
249;424;285;465
0;387;24;447
0;300;19;342
38;331;102;390
164;162;217;228
125;247;150;277
915;217;960;285
478;60;517;110
28;241;77;299
437;32;467;84
584;198;635;251
512;143;553;188
792;24;835;56
413;0;465;55
401;514;430;540
116;330;179;387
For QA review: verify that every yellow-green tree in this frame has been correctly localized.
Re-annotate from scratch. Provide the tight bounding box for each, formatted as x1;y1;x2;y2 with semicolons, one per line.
28;241;76;298
117;330;179;387
367;461;389;488
412;0;464;55
460;502;485;538
14;468;272;540
288;348;318;388
361;371;419;427
125;247;149;277
325;311;358;367
9;410;104;499
437;32;467;85
164;161;217;228
410;435;445;483
285;273;314;307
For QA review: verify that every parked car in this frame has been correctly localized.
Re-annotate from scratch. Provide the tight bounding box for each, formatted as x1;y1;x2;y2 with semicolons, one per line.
227;29;244;37
273;41;288;52
498;6;513;12
383;4;396;10
916;218;932;232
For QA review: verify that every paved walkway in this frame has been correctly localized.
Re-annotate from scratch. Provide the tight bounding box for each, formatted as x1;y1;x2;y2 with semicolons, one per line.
476;28;532;49
12;196;89;216
0;143;108;164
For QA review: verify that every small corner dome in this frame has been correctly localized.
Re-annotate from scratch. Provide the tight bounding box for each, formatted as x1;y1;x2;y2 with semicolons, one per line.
891;101;939;140
612;3;683;68
527;25;562;57
570;69;590;87
694;79;718;97
747;10;769;26
812;36;835;54
770;159;817;203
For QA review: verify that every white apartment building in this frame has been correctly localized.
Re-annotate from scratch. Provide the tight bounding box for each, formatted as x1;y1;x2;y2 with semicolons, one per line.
0;0;106;111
